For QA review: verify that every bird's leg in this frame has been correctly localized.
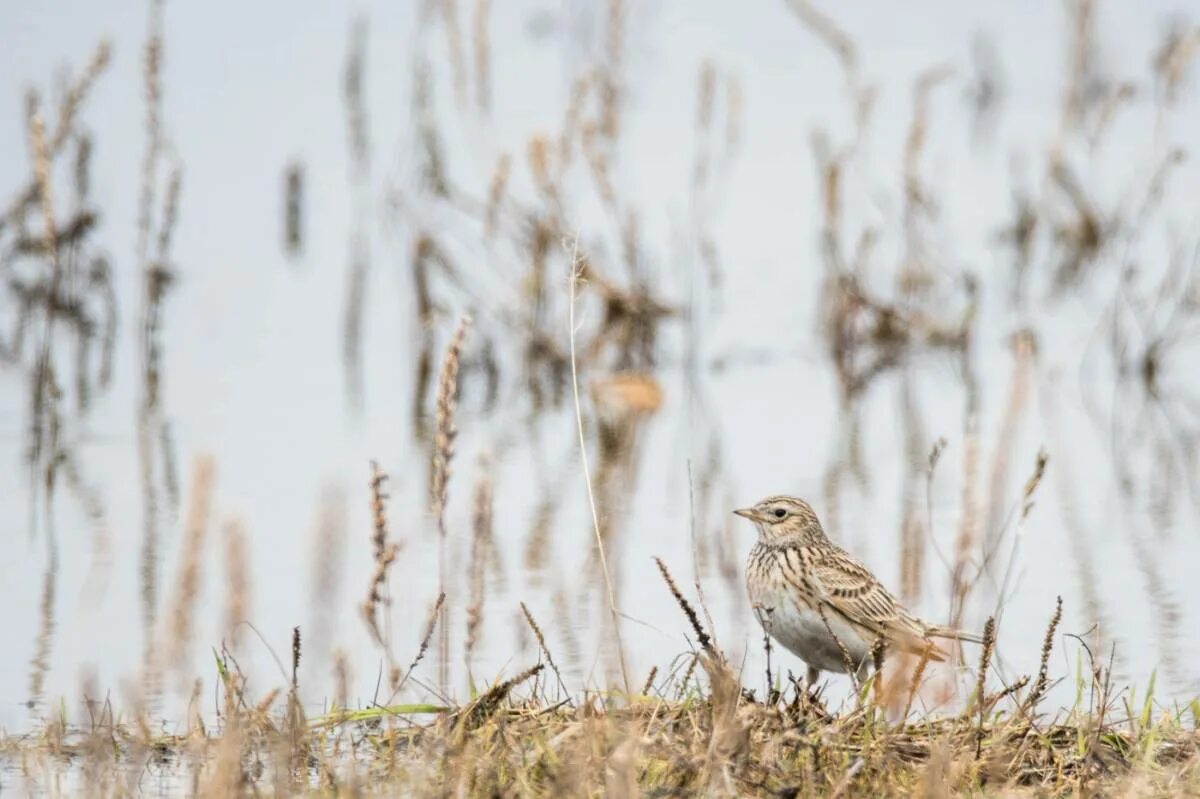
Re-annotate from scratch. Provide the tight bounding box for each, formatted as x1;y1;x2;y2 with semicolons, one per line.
806;665;820;691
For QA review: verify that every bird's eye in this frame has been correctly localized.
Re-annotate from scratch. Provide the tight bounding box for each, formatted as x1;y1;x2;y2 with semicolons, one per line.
772;508;787;519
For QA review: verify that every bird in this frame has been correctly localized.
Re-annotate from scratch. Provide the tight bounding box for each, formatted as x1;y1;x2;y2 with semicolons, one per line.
734;495;983;688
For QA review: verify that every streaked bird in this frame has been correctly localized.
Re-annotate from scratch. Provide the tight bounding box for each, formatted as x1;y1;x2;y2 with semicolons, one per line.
735;495;982;687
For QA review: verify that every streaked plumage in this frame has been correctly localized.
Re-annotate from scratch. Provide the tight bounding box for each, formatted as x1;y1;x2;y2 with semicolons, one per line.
736;495;982;686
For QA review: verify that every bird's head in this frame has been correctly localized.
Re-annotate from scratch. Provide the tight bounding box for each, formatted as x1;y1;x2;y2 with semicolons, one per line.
733;495;829;546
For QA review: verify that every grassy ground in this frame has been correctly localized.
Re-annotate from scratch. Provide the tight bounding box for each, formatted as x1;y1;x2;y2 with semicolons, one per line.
5;625;1200;797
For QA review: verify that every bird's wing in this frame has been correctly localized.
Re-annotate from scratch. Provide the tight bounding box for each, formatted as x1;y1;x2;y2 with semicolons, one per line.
806;548;947;660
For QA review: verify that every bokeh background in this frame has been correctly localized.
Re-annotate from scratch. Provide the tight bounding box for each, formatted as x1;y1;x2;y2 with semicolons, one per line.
3;0;1200;732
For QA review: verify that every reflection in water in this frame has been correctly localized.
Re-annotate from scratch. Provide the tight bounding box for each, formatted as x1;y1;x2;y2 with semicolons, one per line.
283;162;305;259
341;15;371;414
306;484;348;679
1042;375;1111;661
27;540;57;713
135;0;183;709
0;40;115;715
464;453;494;680
432;315;471;691
896;370;929;605
1100;242;1200;524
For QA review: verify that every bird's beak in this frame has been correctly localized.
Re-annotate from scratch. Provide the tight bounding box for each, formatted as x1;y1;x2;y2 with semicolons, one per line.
733;507;761;522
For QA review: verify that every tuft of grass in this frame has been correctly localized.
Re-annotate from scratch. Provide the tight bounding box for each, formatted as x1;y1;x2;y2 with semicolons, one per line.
7;669;1200;796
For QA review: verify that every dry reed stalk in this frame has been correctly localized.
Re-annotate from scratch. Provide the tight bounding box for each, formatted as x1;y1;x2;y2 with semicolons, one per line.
982;330;1036;555
904;64;953;183
432;317;471;530
725;76;743;156
339;17;371;413
459;663;544;732
1154;23;1200;104
308;483;347;662
693;62;716;191
440;0;467;107
1027;596;1063;711
899;64;953;295
484;153;510;237
413;61;448;196
19;89;71;523
137;158;181;422
901;646;933;722
393;591;446;695
136;0;163;269
222;518;248;649
341;238;368;413
898;507;924;604
761;632;775;703
465;456;493;672
523;493;556;576
972;617;997;759
471;0;491;112
686;462;718;652
25;103;62;488
27;546;57;715
361;462;400;648
898;373;926;603
678;653;700;697
1;40;108;249
432;314;471;690
283;161;304;256
551;587;583;674
519;601;570;701
818;604;859;684
27;109;57;273
653;557;714;657
558;75;590;166
1062;0;1098;136
641;665;658;697
600;0;625;140
73;131;93;203
984;675;1029;710
697;61;715;133
164;455;216;677
286;626;306;760
783;0;858;89
993;449;1049;621
206;676;246;796
47;42;110;155
566;238;631;694
291;626;302;691
948;414;980;630
701;654;749;794
971;617;997;714
250;688;280;726
342;16;369;173
580;120;616;206
527;134;554;198
155;168;181;264
333;650;349;712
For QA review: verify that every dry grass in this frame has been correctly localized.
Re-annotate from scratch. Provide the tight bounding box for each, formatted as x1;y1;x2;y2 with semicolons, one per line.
6;616;1200;797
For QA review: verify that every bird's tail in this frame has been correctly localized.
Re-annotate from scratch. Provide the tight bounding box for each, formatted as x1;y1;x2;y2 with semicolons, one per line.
925;624;985;645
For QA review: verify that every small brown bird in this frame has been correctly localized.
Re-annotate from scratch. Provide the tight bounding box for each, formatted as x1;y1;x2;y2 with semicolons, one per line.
735;495;983;687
